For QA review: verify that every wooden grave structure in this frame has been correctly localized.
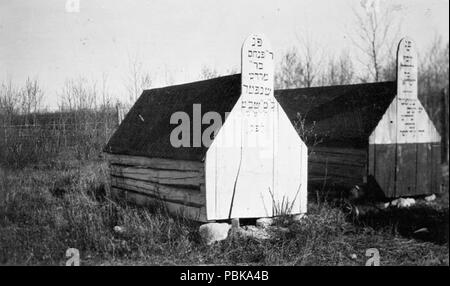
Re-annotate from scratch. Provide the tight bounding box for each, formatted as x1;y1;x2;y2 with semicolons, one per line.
274;38;442;198
104;35;308;221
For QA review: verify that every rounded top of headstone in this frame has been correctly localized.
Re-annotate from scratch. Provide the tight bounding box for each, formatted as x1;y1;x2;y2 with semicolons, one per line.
241;34;274;73
240;34;275;91
398;36;415;45
241;34;273;54
397;37;416;56
240;33;275;114
242;33;272;49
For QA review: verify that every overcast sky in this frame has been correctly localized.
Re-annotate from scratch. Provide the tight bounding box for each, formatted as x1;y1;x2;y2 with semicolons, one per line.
0;0;448;109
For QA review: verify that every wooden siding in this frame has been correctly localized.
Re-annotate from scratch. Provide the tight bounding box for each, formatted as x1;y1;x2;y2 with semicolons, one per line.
368;143;441;197
107;154;207;221
308;146;367;189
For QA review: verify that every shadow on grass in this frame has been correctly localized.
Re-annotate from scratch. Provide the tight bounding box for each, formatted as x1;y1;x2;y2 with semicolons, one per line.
311;174;449;246
354;203;449;245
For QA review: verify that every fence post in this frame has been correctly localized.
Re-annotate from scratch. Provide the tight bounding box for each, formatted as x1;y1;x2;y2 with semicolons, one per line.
104;109;108;141
116;103;121;126
0;167;6;208
442;87;449;165
3;126;7;163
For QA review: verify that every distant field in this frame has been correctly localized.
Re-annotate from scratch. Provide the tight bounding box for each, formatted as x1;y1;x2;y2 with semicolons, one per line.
0;158;448;266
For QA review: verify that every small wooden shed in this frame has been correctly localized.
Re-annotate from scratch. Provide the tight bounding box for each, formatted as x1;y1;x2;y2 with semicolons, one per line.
104;35;308;221
275;38;442;198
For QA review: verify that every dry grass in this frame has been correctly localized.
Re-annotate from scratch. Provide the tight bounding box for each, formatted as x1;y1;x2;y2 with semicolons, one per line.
0;159;448;266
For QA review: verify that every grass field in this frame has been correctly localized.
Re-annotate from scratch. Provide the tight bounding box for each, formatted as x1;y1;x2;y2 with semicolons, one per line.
0;158;448;266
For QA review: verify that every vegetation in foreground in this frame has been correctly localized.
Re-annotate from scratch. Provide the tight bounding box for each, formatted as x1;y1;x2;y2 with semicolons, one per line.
0;159;448;266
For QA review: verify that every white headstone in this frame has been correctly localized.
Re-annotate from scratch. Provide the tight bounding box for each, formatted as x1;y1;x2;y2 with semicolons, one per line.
369;37;440;144
241;35;275;117
240;34;275;156
205;34;307;220
396;37;420;143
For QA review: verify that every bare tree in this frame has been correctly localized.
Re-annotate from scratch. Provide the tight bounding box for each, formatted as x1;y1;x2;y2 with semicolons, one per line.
100;72;112;108
163;66;175;86
320;56;339;86
419;35;449;94
349;0;401;82
58;77;98;111
0;79;20;123
380;57;396;82
418;35;449;124
275;48;304;89
275;32;324;89
226;66;239;75
199;65;220;80
125;53;152;103
337;51;356;85
320;51;355;86
19;78;43;123
297;33;324;87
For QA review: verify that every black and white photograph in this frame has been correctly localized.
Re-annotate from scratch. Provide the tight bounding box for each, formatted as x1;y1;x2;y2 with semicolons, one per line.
0;0;448;269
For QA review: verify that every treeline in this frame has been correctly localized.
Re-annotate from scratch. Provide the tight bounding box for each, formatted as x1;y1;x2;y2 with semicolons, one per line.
274;35;448;127
274;36;448;91
0;78;119;168
272;5;449;133
1;4;448;168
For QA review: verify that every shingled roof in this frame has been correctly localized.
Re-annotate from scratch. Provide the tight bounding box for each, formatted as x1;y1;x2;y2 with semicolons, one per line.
275;81;396;148
104;74;241;161
104;75;396;161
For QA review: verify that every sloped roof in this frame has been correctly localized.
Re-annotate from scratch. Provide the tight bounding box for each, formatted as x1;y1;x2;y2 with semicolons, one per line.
104;75;396;161
104;74;241;161
275;81;396;148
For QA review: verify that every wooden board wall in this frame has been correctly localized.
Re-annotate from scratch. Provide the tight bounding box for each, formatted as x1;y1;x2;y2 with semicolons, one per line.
368;143;441;197
107;154;207;221
308;146;367;190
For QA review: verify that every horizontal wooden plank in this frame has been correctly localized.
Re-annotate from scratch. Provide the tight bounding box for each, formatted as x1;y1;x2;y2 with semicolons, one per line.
110;165;203;187
308;175;363;189
309;152;366;167
311;146;367;156
111;176;205;206
106;154;204;171
111;187;207;221
309;162;366;179
111;185;204;208
305;146;367;190
309;146;367;168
